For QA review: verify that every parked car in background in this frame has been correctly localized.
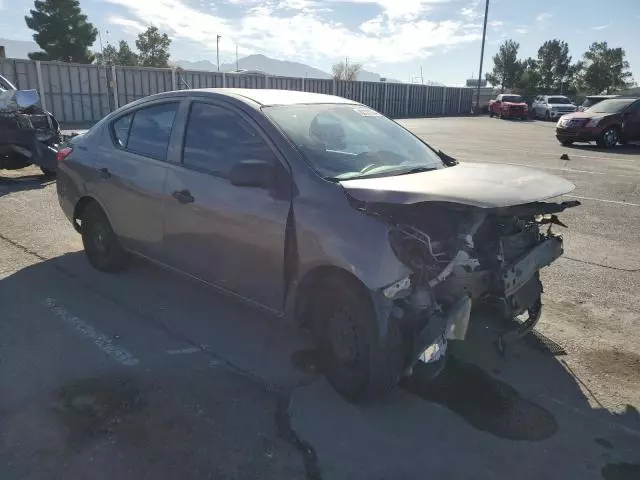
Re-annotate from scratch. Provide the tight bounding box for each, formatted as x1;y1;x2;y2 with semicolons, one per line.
56;88;579;402
555;97;640;147
0;74;60;177
532;95;577;121
577;95;619;112
488;94;529;119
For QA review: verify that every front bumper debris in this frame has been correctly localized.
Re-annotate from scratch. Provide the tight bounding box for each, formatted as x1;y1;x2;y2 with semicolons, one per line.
502;236;563;297
413;295;472;365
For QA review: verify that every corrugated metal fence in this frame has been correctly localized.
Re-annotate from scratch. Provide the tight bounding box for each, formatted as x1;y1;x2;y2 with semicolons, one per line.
1;57;473;125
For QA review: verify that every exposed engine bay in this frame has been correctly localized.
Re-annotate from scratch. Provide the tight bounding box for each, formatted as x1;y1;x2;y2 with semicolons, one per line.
355;198;581;368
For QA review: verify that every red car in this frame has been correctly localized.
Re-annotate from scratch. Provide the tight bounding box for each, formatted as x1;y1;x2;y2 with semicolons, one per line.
555;97;640;147
489;94;529;120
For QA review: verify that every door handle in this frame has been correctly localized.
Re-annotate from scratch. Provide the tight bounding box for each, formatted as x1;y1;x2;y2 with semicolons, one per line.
97;167;111;179
173;189;195;204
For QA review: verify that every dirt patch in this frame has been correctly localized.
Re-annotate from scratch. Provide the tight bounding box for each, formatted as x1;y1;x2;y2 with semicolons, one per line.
585;350;640;382
601;462;640;480
402;356;558;441
54;375;144;448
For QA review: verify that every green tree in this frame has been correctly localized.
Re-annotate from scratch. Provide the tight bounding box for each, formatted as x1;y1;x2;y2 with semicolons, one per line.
95;40;139;66
516;57;541;96
25;0;98;63
486;40;522;91
581;42;634;93
136;26;171;68
537;39;572;93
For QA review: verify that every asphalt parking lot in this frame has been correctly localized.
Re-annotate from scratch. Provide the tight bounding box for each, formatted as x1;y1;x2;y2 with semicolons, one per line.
1;116;640;480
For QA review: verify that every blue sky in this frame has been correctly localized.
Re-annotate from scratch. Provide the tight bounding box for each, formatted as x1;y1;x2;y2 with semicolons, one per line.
3;0;639;85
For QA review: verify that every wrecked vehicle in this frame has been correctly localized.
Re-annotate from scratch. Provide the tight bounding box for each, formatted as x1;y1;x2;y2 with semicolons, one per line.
55;89;580;402
0;73;60;177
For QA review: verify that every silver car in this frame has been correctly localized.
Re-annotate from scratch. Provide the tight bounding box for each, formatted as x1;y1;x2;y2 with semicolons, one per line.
56;89;579;402
532;95;577;121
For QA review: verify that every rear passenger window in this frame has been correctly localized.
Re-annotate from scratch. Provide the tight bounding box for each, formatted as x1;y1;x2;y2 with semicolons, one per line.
112;114;132;147
182;102;275;176
125;103;178;161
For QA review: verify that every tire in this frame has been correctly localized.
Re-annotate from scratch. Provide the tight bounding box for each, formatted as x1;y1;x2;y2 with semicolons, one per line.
597;126;619;148
310;275;404;403
41;167;56;179
544;111;550;121
489;110;494;118
81;202;127;272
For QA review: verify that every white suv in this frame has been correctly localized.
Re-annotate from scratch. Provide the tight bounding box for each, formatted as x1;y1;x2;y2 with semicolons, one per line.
532;95;577;121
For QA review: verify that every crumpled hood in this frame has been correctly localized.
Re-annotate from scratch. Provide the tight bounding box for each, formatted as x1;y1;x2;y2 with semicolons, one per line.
340;162;575;208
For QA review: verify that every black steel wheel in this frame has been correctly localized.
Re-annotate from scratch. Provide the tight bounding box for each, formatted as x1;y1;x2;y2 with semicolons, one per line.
81;202;127;272
310;276;404;403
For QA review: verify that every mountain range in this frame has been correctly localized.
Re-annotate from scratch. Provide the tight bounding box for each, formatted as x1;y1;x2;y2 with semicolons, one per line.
174;54;399;82
1;37;428;84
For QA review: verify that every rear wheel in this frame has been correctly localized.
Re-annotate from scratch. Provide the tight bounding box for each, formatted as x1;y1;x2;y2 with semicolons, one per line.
544;110;550;121
81;202;127;272
310;275;404;403
597;126;619;148
489;110;494;118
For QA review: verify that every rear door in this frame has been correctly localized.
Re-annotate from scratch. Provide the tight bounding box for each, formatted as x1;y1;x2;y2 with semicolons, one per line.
622;100;640;141
93;101;181;256
162;99;292;311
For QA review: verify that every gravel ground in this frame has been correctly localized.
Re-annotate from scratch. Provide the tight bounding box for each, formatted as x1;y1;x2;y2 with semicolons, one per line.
1;116;639;480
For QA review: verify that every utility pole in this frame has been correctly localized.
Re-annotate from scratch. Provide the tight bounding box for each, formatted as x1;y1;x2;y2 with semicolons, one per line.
236;44;239;71
475;0;490;113
420;66;424;85
216;35;221;72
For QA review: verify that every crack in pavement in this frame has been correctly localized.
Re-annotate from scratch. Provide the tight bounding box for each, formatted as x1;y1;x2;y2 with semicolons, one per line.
0;232;323;480
561;255;640;273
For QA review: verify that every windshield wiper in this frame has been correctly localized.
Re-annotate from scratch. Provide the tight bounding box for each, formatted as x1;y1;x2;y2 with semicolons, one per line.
436;149;458;166
393;166;439;176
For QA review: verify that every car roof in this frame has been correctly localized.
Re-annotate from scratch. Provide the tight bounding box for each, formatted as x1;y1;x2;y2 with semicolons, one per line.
175;88;360;107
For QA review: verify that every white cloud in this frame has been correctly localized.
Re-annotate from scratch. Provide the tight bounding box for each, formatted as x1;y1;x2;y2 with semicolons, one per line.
535;12;553;22
591;24;610;30
104;0;480;64
108;16;147;35
514;26;529;34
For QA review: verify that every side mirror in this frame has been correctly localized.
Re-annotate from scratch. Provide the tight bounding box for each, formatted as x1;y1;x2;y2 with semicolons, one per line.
229;159;274;188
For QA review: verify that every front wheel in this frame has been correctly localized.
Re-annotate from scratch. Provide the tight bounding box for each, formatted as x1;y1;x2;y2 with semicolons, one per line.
81;202;127;272
544;111;550;121
310;276;404;403
597;126;619;148
489;110;494;118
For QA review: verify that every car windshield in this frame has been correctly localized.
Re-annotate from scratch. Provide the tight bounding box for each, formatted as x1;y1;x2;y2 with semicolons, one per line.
502;95;522;103
548;96;572;104
588;99;635;113
263;104;444;180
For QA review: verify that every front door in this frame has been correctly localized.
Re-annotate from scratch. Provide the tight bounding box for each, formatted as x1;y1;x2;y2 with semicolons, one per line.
622;101;640;141
162;100;291;311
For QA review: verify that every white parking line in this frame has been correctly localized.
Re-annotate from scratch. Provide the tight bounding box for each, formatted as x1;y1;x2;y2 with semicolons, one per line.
44;297;140;366
563;194;640;207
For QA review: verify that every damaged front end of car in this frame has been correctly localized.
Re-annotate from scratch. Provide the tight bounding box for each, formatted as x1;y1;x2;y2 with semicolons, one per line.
0;76;61;174
355;197;580;376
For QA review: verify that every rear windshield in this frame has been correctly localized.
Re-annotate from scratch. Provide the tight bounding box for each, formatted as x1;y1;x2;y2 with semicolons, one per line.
548;96;572;104
588;99;636;113
501;95;522;103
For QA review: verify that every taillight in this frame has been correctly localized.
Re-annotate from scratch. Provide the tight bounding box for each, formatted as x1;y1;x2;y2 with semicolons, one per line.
56;146;73;162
